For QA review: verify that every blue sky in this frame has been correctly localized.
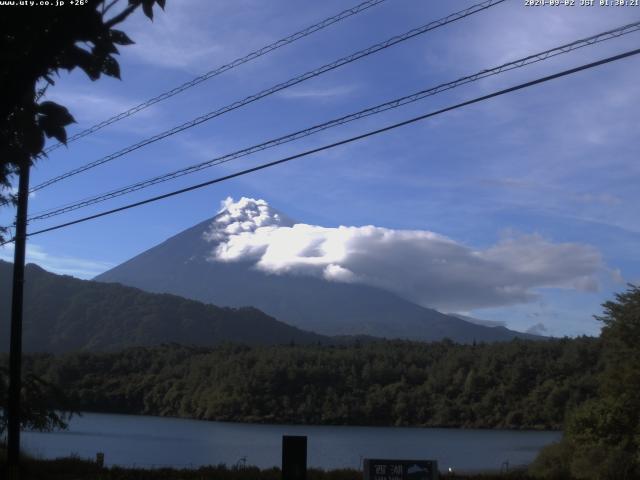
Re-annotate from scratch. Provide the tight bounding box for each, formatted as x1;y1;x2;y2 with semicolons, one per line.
1;0;638;337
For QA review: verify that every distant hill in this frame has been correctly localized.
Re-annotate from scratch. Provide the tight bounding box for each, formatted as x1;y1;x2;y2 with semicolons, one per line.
0;260;329;353
96;198;543;344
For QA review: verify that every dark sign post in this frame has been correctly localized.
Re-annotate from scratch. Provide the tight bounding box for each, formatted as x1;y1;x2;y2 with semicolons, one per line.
363;459;438;480
282;435;307;480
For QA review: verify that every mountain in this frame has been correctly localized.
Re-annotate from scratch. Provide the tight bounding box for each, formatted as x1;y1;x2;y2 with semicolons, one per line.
95;198;542;343
449;313;508;328
0;260;329;353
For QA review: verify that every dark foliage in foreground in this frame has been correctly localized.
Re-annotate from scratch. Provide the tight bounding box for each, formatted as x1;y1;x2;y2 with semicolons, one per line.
0;0;166;241
0;453;534;480
0;366;75;435
530;285;640;479
7;337;601;430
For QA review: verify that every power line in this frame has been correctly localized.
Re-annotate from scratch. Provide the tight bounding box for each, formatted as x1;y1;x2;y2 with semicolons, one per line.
30;0;505;193
8;47;637;244
26;20;640;223
41;0;390;155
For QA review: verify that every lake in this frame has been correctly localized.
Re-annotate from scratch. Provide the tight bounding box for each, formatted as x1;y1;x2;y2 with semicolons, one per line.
21;413;561;472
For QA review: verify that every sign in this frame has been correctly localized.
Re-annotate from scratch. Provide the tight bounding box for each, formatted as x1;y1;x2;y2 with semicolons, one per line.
363;459;438;480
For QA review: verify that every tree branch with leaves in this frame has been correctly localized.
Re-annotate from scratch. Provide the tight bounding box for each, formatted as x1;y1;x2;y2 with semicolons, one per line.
0;0;167;434
0;0;166;241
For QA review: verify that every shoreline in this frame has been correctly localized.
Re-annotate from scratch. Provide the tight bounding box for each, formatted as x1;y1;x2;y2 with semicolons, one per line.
17;413;559;474
64;410;564;432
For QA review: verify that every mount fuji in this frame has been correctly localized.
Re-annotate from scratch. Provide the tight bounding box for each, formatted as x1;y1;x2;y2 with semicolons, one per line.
95;198;541;343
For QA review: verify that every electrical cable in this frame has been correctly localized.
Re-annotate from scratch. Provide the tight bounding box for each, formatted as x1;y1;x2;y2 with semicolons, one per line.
41;0;391;154
26;20;640;223
1;46;633;245
31;0;505;193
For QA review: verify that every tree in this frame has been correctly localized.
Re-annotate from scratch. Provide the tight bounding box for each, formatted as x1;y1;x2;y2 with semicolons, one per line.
531;285;640;479
0;366;75;435
0;0;167;240
597;285;640;401
0;0;168;464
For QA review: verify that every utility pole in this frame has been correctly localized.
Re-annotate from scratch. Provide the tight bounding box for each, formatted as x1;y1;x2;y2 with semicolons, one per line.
7;158;31;480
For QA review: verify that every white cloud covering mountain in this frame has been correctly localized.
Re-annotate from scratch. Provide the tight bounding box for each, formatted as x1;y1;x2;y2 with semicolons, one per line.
205;197;606;312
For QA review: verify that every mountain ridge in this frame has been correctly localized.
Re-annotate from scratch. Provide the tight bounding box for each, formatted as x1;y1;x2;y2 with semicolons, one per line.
0;260;331;353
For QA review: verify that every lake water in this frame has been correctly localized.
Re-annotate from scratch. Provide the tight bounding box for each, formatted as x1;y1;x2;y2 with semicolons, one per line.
21;413;561;472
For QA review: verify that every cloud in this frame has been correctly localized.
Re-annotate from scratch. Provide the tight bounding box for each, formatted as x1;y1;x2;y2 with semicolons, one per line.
610;268;624;284
126;26;222;72
425;2;634;75
526;322;548;336
204;197;292;242
0;244;114;279
44;89;155;127
575;193;622;206
449;314;507;328
1;185;36;199
204;197;606;311
121;0;232;72
278;84;356;100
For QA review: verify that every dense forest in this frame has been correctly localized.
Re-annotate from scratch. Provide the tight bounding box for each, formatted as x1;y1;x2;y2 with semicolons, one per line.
529;285;640;479
9;337;601;430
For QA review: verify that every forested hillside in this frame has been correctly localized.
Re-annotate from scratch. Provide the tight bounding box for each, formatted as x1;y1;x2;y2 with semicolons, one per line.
0;261;329;352
14;337;601;430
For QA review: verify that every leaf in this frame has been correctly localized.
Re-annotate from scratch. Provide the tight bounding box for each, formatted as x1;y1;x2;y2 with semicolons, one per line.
142;1;154;20
109;29;134;46
64;45;101;80
38;108;70;145
101;55;121;79
47;125;67;145
39;116;59;138
92;37;119;56
37;101;76;127
156;0;166;9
